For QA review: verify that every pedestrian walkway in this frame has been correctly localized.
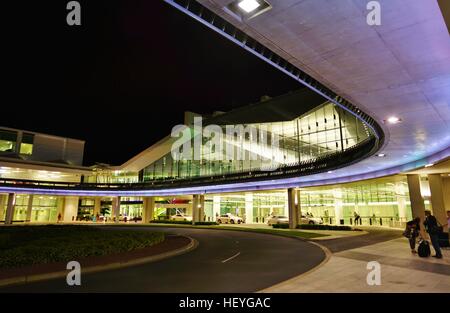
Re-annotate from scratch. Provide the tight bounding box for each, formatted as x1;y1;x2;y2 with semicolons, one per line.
263;237;450;293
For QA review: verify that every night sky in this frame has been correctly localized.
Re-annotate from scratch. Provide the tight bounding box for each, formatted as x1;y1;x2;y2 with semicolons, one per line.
3;1;300;166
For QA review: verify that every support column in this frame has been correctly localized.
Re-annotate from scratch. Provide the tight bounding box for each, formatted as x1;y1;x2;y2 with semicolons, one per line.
428;174;448;231
0;194;6;221
297;189;302;223
443;177;450;209
287;188;299;229
213;195;221;222
56;197;64;222
142;197;155;223
407;174;426;222
395;182;407;223
245;193;253;224
112;196;121;223
333;188;344;225
25;195;34;222
63;196;79;222
5;193;16;225
93;197;101;217
192;194;205;224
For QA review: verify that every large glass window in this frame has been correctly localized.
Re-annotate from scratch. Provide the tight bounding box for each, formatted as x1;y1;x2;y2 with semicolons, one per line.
20;133;34;155
302;176;412;228
0;130;17;153
142;102;374;181
30;196;58;223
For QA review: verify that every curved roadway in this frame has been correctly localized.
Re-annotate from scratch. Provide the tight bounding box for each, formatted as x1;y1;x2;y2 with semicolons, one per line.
0;227;326;293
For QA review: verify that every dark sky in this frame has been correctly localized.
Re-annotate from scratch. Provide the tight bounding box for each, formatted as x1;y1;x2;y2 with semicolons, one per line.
3;1;300;166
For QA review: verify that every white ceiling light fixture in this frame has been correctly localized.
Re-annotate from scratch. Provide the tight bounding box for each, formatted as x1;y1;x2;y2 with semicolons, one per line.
376;153;386;157
384;116;402;124
226;0;272;20
425;163;434;168
238;0;260;13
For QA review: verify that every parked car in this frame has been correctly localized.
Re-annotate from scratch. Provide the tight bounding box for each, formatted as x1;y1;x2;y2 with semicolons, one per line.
170;213;193;222
267;215;289;226
217;213;244;224
301;214;323;225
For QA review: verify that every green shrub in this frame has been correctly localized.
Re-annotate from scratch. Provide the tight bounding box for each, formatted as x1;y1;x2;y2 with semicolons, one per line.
194;222;218;226
149;220;192;225
297;224;356;231
272;223;289;229
0;226;165;269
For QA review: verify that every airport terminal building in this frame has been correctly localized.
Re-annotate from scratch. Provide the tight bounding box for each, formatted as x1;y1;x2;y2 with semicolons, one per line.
1;0;450;231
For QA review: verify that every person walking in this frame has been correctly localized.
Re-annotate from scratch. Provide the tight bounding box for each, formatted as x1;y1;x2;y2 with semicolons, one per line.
405;217;421;254
423;210;443;258
354;211;361;225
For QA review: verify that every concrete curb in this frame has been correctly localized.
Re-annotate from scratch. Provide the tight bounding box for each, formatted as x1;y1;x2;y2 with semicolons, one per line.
0;236;198;288
257;239;333;293
309;230;369;241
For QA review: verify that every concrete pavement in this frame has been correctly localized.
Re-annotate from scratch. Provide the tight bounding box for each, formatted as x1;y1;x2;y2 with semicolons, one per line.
263;237;450;293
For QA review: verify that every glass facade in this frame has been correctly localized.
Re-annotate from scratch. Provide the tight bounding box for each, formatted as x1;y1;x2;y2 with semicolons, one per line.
1;174;446;228
214;191;287;223
0;129;34;155
8;195;59;223
301;177;413;227
202;175;425;228
0;129;17;153
142;102;372;181
85;170;139;184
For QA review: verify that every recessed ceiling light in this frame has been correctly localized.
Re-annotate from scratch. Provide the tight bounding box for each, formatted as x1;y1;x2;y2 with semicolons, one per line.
385;116;402;124
376;153;386;157
238;0;260;13
226;0;272;20
327;171;333;174
425;163;434;168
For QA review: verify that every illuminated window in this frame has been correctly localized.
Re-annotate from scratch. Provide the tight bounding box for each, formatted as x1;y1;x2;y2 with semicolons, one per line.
19;133;34;155
0;130;17;152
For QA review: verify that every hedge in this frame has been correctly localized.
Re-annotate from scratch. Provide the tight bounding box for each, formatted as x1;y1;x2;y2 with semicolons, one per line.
150;220;192;225
272;223;289;229
297;224;357;231
149;220;219;226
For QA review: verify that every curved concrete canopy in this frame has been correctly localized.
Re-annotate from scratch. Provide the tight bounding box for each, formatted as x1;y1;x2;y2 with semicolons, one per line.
163;0;450;184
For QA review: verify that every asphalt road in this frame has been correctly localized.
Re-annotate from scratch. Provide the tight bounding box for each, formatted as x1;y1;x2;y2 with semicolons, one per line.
0;227;325;293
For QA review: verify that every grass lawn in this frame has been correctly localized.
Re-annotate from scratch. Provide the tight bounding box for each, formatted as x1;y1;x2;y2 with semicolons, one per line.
0;225;165;269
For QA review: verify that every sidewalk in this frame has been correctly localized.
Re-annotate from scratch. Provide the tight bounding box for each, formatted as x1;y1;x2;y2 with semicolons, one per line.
263;237;450;293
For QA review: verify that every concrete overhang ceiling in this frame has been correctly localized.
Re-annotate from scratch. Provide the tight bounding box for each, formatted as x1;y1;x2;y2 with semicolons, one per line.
164;0;450;187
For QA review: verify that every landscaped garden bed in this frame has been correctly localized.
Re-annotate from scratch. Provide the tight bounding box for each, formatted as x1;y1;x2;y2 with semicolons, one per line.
0;225;165;269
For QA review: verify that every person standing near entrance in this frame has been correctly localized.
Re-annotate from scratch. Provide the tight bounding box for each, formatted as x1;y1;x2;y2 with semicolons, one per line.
354;211;361;225
423;210;443;259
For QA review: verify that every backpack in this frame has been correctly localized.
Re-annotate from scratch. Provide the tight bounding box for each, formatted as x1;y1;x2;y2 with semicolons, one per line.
418;240;431;258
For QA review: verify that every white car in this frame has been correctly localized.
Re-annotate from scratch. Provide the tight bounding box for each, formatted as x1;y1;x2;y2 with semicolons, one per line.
170;213;192;222
267;215;289;226
217;213;244;224
301;214;323;225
